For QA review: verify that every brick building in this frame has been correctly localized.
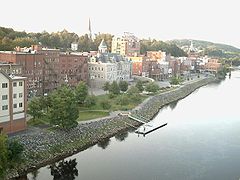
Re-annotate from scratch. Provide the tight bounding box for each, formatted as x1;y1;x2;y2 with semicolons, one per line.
0;45;88;96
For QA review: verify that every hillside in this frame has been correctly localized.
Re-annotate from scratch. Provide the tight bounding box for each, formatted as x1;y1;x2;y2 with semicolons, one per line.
168;39;240;53
0;26;186;57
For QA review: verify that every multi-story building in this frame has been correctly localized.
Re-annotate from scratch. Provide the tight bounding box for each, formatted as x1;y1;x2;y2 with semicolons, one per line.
0;45;88;96
204;58;222;73
89;39;132;88
0;71;27;134
0;63;22;75
111;32;140;56
128;56;146;76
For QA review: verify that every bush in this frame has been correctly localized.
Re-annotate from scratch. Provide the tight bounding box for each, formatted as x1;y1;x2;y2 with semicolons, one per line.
100;100;111;109
84;95;96;107
145;82;159;93
170;76;183;85
127;86;140;95
116;95;129;106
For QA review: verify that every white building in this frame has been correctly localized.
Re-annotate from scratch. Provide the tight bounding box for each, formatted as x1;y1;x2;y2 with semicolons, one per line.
88;39;132;88
0;71;27;134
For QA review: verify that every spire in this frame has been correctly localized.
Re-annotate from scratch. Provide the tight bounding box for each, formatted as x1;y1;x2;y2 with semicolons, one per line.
98;39;108;53
88;18;92;40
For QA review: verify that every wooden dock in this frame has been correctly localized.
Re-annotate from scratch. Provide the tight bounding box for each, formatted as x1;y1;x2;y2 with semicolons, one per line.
127;113;167;135
135;123;167;135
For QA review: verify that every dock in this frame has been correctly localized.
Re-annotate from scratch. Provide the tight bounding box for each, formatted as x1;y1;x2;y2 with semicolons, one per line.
127;113;167;135
135;123;167;135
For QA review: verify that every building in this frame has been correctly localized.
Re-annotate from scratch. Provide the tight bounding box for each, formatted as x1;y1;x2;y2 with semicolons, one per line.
146;51;166;62
89;39;132;88
0;45;88;96
0;63;22;75
204;58;222;73
111;32;140;56
128;56;146;76
71;43;78;51
0;71;27;134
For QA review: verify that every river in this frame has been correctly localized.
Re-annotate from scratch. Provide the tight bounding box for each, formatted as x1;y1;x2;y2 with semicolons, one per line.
27;71;240;180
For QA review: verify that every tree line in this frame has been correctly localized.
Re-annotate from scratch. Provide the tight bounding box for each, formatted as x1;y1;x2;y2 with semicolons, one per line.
0;26;186;57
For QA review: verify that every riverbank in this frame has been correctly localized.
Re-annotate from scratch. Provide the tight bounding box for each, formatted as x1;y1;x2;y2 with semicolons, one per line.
8;77;216;179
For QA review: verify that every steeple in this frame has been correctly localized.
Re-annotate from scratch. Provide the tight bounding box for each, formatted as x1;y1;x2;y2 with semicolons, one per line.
88;18;92;40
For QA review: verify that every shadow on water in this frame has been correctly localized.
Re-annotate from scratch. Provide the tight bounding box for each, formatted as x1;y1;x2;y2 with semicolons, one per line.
115;131;129;142
49;158;78;180
97;138;111;149
169;100;178;110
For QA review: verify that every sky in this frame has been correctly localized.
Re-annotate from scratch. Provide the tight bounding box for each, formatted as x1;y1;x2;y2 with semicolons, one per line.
1;0;240;48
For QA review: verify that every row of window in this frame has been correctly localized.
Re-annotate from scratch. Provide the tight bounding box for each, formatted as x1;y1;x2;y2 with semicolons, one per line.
2;82;23;88
1;103;23;111
1;93;23;100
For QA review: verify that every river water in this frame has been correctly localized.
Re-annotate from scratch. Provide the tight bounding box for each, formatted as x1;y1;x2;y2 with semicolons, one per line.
27;71;240;180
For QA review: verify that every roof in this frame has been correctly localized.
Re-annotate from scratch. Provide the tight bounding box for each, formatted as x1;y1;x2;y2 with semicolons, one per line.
0;70;27;80
96;53;128;63
99;39;107;48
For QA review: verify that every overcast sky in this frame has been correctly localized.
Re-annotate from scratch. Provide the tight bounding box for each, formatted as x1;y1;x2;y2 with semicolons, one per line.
1;0;239;48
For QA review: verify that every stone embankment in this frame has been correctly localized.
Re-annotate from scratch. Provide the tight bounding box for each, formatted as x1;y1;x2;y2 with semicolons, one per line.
8;77;216;179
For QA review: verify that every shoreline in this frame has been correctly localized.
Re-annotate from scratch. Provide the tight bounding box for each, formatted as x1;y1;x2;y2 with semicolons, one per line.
8;77;217;179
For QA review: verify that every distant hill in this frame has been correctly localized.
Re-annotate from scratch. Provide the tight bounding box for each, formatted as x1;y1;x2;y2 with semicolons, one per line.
167;39;240;53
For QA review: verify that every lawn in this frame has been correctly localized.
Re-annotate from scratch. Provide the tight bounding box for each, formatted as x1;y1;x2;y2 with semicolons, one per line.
78;110;110;121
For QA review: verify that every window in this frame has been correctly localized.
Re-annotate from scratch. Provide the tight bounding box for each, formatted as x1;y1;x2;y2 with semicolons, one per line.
2;83;8;88
19;82;23;86
13;104;17;108
2;105;8;110
13;94;17;99
2;95;8;100
13;82;17;87
19;93;23;98
19;103;23;108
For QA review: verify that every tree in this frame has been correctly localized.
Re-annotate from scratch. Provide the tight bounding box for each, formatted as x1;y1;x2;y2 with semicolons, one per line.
28;97;43;120
145;82;159;93
119;81;128;92
127;86;140;95
102;82;110;93
75;81;88;104
135;80;144;92
0;134;8;179
170;76;182;85
109;81;120;95
48;85;79;130
7;139;24;164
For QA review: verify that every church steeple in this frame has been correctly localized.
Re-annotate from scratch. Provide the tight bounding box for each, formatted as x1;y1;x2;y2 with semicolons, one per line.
88;18;92;40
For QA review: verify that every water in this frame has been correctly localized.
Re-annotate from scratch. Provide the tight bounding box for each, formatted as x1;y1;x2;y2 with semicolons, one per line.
28;71;240;180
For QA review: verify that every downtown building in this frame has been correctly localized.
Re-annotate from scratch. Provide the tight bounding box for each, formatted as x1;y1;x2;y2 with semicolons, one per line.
88;39;132;88
0;45;88;96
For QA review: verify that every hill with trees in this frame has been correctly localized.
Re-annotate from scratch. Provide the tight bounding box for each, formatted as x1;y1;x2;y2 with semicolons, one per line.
168;39;240;65
0;26;186;57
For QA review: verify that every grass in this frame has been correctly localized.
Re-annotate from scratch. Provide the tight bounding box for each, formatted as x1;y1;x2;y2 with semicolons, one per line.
78;110;110;121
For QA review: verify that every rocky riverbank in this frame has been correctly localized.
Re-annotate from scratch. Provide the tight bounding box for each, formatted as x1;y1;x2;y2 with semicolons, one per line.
7;77;216;179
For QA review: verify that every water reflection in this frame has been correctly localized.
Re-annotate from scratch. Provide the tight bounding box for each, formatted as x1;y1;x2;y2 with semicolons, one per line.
114;131;129;142
169;101;178;110
29;170;39;180
49;158;78;180
97;138;111;149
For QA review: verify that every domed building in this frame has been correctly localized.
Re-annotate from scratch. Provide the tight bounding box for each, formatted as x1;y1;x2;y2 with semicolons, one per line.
88;39;132;88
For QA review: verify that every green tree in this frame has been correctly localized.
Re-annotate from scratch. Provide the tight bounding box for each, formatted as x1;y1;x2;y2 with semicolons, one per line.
127;86;140;95
109;81;120;95
0;134;8;179
7;139;24;164
119;81;128;92
145;82;159;93
135;80;144;92
102;82;110;93
48;85;79;130
170;76;183;85
28;97;43;120
75;81;88;104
